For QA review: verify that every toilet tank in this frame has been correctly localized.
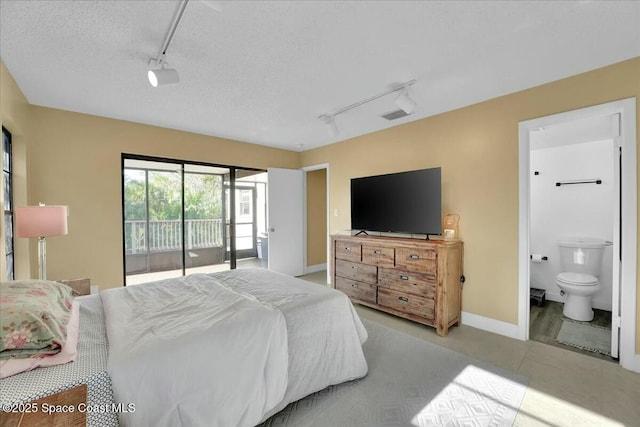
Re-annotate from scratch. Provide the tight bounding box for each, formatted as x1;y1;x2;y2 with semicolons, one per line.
558;238;606;276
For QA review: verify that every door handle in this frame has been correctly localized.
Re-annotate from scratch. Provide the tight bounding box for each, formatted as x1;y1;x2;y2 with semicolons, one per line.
269;227;275;232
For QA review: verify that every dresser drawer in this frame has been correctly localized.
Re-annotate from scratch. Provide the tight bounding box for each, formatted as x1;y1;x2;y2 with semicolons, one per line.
378;287;435;319
335;259;377;284
378;267;436;297
335;240;362;262
362;245;394;267
335;277;377;304
396;247;437;273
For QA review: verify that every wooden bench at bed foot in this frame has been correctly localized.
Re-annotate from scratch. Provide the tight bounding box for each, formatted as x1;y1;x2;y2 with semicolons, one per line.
0;384;87;427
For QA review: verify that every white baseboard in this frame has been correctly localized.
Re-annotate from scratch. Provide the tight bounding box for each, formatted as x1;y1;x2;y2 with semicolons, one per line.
544;291;563;302
305;263;327;274
624;353;640;374
461;311;520;340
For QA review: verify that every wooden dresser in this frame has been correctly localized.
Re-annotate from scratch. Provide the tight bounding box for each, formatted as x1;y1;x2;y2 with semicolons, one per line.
331;234;463;336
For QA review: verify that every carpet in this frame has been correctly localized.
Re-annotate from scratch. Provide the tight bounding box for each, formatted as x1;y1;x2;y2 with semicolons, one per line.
261;319;528;427
556;319;611;356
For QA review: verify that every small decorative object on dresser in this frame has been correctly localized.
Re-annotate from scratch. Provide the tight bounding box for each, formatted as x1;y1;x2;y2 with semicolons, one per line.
331;234;464;336
443;213;460;239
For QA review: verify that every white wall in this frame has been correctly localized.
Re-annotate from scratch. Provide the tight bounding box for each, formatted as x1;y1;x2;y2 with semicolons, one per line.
530;139;615;311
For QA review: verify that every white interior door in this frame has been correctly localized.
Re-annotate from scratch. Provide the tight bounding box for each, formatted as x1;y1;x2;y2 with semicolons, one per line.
267;168;304;276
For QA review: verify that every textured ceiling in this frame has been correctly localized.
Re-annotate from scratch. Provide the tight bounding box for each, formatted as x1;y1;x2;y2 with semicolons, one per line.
1;1;639;152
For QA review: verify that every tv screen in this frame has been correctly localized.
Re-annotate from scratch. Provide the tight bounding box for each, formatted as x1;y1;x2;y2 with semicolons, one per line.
351;167;441;235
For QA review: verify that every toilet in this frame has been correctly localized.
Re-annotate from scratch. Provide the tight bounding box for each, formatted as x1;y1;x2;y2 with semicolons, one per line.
556;238;605;321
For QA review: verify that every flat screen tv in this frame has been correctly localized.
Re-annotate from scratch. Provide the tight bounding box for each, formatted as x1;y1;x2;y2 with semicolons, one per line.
351;167;441;236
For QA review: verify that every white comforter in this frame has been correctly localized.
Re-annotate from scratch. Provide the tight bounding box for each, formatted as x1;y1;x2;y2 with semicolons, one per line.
101;274;288;427
210;269;369;420
102;269;368;426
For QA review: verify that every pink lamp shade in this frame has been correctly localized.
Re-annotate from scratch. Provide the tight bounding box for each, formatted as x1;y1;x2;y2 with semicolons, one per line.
15;205;68;238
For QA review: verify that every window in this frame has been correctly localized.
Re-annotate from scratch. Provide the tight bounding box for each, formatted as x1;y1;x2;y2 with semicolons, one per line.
239;189;252;218
122;154;268;285
3;127;14;280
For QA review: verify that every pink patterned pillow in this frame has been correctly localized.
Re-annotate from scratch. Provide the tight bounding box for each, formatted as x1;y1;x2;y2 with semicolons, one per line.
0;299;80;378
0;280;74;360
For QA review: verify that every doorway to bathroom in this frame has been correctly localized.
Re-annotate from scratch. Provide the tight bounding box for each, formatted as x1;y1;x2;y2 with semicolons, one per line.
529;117;615;361
518;98;637;371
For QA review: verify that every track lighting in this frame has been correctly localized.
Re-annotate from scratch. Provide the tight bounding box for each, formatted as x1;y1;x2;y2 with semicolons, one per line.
147;0;189;87
322;115;339;137
148;62;180;87
319;79;416;137
395;89;416;114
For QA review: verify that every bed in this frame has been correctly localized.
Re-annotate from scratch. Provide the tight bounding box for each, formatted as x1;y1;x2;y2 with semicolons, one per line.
0;268;368;426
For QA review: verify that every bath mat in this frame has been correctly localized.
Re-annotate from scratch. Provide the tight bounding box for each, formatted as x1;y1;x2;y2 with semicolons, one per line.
556;319;611;356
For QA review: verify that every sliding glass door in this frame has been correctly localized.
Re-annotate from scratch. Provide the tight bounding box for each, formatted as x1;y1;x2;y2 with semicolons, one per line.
183;163;229;277
122;155;266;285
123;159;184;284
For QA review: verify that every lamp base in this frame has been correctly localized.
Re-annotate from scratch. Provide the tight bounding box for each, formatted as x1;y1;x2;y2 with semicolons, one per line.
38;237;47;280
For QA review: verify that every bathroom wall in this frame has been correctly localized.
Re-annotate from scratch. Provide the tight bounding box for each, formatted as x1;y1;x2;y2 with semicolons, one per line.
530;137;615;311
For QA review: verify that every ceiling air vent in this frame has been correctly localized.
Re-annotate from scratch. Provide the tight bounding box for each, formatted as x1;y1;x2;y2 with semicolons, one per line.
381;109;411;121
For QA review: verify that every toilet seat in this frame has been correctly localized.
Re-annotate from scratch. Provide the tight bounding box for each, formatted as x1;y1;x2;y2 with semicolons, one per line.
556;272;599;286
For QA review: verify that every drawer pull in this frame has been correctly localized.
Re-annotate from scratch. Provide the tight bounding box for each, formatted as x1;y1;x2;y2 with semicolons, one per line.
398;296;409;302
400;275;409;281
351;266;357;269
409;254;420;259
373;250;381;254
351;283;358;288
344;247;351;251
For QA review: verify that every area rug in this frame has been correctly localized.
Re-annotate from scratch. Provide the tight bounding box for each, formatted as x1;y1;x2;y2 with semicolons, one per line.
556;319;611;356
261;319;528;427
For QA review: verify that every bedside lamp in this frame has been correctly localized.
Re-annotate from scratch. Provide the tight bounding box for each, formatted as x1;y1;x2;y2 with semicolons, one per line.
15;204;68;280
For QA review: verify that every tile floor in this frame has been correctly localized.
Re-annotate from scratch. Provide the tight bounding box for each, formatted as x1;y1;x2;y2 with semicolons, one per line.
298;270;640;427
530;300;612;361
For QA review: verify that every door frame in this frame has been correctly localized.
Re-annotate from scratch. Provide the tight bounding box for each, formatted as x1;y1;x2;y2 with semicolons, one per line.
223;183;259;260
517;98;637;371
302;163;330;283
121;153;266;282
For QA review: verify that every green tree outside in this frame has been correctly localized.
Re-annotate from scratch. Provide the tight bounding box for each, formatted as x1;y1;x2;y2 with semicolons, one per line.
124;169;224;252
124;170;223;220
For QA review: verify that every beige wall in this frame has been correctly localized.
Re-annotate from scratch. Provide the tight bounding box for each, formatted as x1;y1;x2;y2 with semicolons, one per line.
0;61;30;279
22;107;300;289
301;57;640;353
306;168;327;267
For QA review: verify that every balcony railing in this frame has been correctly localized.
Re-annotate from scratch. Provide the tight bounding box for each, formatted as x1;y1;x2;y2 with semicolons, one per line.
125;219;224;254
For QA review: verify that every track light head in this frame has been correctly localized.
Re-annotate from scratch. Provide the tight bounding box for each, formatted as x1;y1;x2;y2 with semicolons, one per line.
148;66;180;87
322;115;339;137
395;89;416;114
